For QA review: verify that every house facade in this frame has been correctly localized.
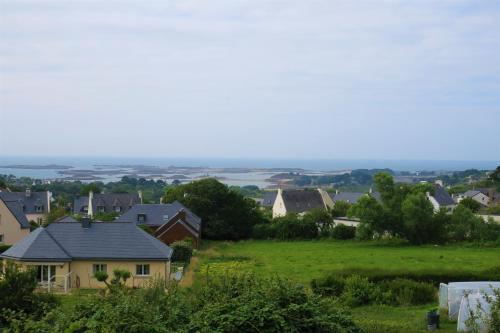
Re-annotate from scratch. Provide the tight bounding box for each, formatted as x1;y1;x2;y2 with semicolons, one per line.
116;201;202;248
0;197;30;245
0;189;51;224
459;190;490;207
73;191;142;217
1;220;172;291
426;185;456;212
272;189;333;218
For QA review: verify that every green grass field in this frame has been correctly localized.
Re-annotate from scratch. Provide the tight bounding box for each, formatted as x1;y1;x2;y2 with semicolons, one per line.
196;240;500;283
193;240;500;333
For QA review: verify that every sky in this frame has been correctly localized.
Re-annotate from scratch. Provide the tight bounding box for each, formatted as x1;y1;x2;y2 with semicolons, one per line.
0;0;499;161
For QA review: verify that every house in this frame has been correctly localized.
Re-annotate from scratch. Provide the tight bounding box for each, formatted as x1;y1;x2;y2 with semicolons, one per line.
0;189;51;224
426;185;456;212
329;190;381;205
0;197;31;245
272;189;333;218
73;191;142;217
261;191;278;208
1;219;172;291
116;202;202;248
459;190;490;207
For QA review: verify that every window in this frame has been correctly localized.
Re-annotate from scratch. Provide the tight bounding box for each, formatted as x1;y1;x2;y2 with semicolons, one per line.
0;234;4;244
97;206;105;213
114;206;122;213
35;205;43;213
0;214;2;225
35;265;55;283
137;214;146;223
136;264;150;276
92;264;107;275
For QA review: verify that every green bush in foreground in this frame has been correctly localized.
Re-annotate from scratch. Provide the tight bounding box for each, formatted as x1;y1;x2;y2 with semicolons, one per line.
4;274;361;333
171;240;193;264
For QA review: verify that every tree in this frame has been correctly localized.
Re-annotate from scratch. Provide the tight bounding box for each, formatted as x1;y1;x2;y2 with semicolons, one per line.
303;208;333;228
458;197;482;213
331;200;351;218
401;193;437;244
163;178;265;240
348;195;385;239
79;182;103;196
448;205;484;241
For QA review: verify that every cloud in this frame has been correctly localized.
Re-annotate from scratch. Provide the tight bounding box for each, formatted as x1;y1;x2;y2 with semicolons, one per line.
0;0;499;160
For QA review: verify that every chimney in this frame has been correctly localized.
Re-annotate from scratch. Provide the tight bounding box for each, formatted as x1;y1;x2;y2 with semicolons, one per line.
26;188;31;197
160;196;164;204
369;188;373;194
88;191;94;218
81;216;91;228
335;189;339;195
138;190;143;204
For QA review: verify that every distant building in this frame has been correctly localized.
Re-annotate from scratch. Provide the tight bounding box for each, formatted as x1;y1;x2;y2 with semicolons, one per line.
0;196;31;245
426;185;456;212
329;190;381;205
73;192;142;217
0;189;51;224
272;188;333;218
261;191;278;208
459;190;490;207
116;201;202;248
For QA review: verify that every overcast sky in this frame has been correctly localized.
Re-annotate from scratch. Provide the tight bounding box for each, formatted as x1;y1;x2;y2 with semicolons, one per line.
1;0;499;161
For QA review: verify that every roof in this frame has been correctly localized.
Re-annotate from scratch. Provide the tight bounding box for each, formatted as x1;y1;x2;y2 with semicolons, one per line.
1;228;71;261
261;191;277;207
330;191;382;204
281;189;325;213
55;215;78;223
116;201;201;232
1;222;172;261
73;193;140;214
463;190;482;198
0;191;49;214
1;198;30;228
433;186;455;206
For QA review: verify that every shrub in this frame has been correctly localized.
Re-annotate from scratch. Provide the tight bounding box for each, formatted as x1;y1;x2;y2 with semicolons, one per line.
311;275;345;297
341;275;383;307
380;278;436;306
274;214;318;240
252;222;277;239
331;224;356;240
171;241;193;264
0;244;11;253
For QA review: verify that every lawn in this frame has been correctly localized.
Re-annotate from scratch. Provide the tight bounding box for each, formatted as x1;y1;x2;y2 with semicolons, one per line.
191;240;500;333
195;240;500;283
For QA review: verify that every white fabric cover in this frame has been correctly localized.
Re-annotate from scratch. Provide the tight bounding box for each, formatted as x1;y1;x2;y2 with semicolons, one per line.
457;293;496;332
447;282;500;320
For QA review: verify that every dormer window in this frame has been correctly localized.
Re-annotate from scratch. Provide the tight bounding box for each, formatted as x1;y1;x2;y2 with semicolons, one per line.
35;205;43;213
97;206;105;213
114;206;122;213
137;213;146;223
82;205;88;213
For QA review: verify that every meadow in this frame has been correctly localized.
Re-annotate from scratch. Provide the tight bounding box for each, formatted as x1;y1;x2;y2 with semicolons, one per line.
192;240;500;333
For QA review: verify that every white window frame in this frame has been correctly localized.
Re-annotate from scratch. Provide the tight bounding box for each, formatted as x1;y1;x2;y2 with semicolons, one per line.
92;264;107;275
136;264;150;276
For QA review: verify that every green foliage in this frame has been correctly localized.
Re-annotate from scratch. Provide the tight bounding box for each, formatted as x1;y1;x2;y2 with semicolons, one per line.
138;224;155;235
0;244;11;253
378;279;436;306
229;185;264;198
341;275;383;307
171;241;193;264
252;222;278;239
44;206;68;224
311;274;345;297
331;224;357;240
5;275;361;333
93;211;119;221
164;178;265;240
458;197;482;213
274;214;318;240
331;200;351;217
79;182;103;195
93;270;109;282
0;263;59;324
401;192;437;244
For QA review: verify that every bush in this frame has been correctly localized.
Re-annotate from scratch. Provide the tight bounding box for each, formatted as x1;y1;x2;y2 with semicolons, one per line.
331;224;356;240
252;223;277;239
274;214;318;240
379;278;436;306
341;275;384;307
0;244;11;253
171;241;193;263
311;275;345;297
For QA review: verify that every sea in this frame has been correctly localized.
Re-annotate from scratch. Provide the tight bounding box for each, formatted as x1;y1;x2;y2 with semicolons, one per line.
0;156;498;188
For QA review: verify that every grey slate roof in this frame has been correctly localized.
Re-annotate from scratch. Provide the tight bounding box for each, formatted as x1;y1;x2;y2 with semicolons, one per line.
0;191;49;214
261;191;277;207
73;193;140;214
330;191;382;204
1;199;30;228
116;201;201;232
1;228;71;261
282;189;325;213
433;186;455;206
55;215;78;223
463;190;482;198
1;222;172;261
